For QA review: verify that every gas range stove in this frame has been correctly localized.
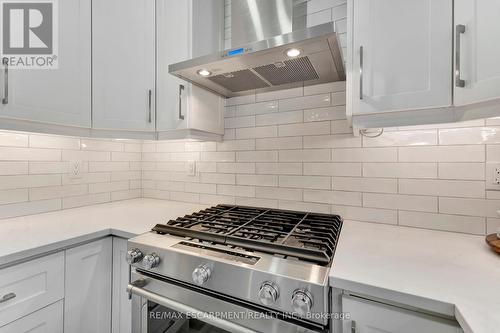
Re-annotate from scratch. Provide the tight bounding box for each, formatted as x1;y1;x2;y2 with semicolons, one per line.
126;205;343;332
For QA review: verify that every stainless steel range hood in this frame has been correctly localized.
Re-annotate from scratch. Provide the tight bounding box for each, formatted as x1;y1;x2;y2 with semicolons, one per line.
169;21;345;98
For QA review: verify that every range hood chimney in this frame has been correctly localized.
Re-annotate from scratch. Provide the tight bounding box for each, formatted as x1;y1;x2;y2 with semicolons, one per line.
169;0;345;98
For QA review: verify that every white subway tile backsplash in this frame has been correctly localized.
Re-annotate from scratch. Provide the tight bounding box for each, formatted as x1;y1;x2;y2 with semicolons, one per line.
333;177;397;194
0;188;28;205
279;149;331;162
487;218;500;234
236;101;278;116
363;163;437;179
279;200;331;214
304;189;362;205
438;163;485;180
236;151;278;162
1;147;61;161
278;122;330;137
256;87;303;102
279;176;331;190
333;147;397;162
255;187;302;201
201;152;235;162
256;111;303;126
225;116;256;129
0;132;29;147
399;146;485;162
30;184;88;200
234;197;278;209
256;137;302;150
236;174;278;187
304;162;362;177
185;183;217;195
217;162;255;174
364;193;438;212
304;81;345;95
255;163;302;175
439;127;500;145
363;130;437;147
304;134;361;148
0;199;61;219
217;185;255;197
81;139;123;151
62;193;110;209
332;205;397;225
279;94;331;112
0;162;29;175
399;179;485;198
217;140;255;151
235;126;277;139
399;211;485;235
304;106;346;122
439;197;500;217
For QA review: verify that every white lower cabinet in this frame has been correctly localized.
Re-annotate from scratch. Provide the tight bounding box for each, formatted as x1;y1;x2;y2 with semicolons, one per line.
0;301;63;333
0;252;64;327
112;237;132;333
64;238;113;333
342;295;463;333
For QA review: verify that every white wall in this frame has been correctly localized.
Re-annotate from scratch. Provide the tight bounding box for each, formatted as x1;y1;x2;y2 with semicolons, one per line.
0;132;141;219
142;81;500;236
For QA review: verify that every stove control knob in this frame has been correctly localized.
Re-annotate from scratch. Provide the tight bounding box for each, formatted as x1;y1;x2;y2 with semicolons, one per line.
126;248;143;265
142;253;160;270
291;289;313;316
258;281;279;305
192;264;211;286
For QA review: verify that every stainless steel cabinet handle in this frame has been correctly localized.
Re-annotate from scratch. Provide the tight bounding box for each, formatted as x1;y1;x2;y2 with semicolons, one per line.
148;89;152;123
455;24;466;88
2;57;8;105
359;46;363;100
178;84;185;120
0;292;16;303
351;320;356;333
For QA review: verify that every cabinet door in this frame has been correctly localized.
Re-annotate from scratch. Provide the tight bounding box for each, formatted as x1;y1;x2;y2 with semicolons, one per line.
112;237;131;333
92;0;155;131
352;0;452;115
342;296;463;333
454;0;500;105
156;0;224;134
65;238;112;333
0;0;91;127
156;0;191;131
0;300;63;333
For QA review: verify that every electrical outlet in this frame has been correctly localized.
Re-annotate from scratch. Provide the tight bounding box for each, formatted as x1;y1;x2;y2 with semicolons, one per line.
68;161;83;179
495;167;500;185
486;163;500;190
187;161;196;176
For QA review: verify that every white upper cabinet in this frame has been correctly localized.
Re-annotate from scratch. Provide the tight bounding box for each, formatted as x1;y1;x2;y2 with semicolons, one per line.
351;0;452;115
0;0;91;128
454;0;500;106
156;0;224;139
92;0;155;131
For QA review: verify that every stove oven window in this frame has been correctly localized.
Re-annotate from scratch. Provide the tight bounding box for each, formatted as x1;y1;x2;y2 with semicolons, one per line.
147;302;230;333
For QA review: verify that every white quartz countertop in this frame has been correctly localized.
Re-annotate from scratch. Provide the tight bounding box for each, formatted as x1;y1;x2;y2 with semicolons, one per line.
0;198;206;267
330;221;500;333
0;199;498;333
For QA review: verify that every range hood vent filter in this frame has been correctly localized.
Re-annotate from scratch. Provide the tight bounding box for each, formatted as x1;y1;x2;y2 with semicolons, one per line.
208;69;270;93
253;56;319;86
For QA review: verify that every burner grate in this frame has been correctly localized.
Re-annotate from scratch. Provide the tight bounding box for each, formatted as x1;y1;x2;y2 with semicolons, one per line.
152;205;342;266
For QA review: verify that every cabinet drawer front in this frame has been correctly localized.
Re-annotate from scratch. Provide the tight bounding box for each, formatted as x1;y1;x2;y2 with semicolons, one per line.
0;300;63;333
0;252;64;327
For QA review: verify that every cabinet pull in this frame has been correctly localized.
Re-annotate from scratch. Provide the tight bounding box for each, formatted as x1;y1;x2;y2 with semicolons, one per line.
359;46;363;100
178;84;185;120
148;89;152;123
455;24;466;88
0;292;16;303
2;57;8;105
351;320;356;333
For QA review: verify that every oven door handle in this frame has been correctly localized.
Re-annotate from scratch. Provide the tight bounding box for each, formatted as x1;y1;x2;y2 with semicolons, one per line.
127;284;258;333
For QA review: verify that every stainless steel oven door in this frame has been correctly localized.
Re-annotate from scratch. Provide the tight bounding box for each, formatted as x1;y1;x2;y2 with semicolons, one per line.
129;270;327;333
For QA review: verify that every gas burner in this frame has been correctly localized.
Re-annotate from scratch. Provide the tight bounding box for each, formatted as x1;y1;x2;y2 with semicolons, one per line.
152;205;343;266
